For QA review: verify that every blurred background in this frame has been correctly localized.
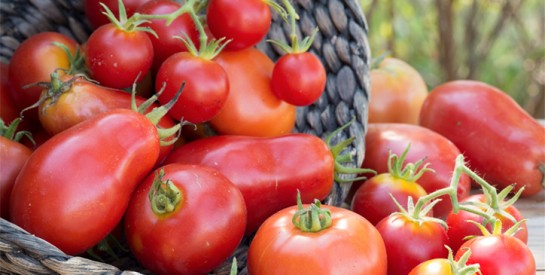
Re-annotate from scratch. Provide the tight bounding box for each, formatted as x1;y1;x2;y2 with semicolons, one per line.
359;0;545;119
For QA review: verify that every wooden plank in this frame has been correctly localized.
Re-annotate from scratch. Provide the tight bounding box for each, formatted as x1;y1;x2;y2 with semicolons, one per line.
515;189;545;272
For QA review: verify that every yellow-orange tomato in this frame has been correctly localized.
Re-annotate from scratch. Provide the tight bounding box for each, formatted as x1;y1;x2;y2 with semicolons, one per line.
408;258;454;275
368;57;428;124
211;48;296;137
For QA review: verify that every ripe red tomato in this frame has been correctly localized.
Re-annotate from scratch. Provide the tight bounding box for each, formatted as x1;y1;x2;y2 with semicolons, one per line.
419;80;545;196
155;51;229;124
8;32;78;122
446;193;528;253
376;213;450;275
247;203;387;275
350;123;471;218
9;108;162;255
206;0;271;51
368;57;428;124
271;52;326;106
84;0;151;29
211;47;296;137
85;23;154;89
124;164;247;275
136;0;199;72
0;62;20;125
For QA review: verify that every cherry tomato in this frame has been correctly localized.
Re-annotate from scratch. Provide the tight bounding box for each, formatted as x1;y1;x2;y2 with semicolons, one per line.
211;47;296;137
9;108;163;255
271;52;326;106
8;32;78;122
419;80;545;196
247;201;387;275
349;123;471;218
368;57;428;124
376;213;450;275
85;23;154;89
0;62;20;125
206;0;271;51
155;51;229;124
124;164;247;275
84;0;151;29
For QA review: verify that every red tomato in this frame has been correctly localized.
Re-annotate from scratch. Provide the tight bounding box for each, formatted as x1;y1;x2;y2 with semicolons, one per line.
164;133;336;234
419;80;545;196
211;47;296;137
350;123;471;218
376;213;450;275
0;62;20;125
206;0;271;51
84;0;151;29
247;203;387;275
85;23;154;89
446;193;528;253
368;57;428;124
124;164;247;275
137;0;199;72
8;32;78;122
9;108;161;255
271;52;326;106
155;52;229;124
455;231;535;275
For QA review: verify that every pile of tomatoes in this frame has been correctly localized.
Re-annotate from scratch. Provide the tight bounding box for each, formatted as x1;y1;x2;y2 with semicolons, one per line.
1;0;544;274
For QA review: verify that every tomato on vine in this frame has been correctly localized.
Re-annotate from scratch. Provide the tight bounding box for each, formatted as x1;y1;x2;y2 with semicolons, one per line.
409;246;480;275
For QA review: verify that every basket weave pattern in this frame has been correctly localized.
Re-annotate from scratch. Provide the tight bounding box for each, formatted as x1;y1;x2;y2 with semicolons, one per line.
0;0;371;273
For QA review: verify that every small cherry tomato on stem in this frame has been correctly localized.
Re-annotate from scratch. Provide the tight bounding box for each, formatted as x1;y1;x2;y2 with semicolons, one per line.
408;246;480;275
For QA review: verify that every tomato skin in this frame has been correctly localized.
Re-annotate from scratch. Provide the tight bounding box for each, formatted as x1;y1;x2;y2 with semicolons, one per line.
247;204;387;275
368;57;428;124
84;0;151;29
0;137;32;220
206;0;271;51
156;52;229;124
455;234;536;275
9;109;160;255
137;0;199;72
0;62;20;125
376;214;450;275
351;173;428;225
446;194;528;253
350;123;471;218
271;52;326;106
8;32;78;122
164;134;335;234
419;80;545;196
85;24;154;89
124;164;247;275
408;258;453;275
211;47;296;137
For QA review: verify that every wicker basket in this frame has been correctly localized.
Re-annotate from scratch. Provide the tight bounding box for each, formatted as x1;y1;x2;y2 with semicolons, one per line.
0;0;371;273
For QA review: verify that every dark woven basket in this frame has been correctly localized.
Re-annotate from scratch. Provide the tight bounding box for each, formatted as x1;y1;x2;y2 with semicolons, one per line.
0;0;371;273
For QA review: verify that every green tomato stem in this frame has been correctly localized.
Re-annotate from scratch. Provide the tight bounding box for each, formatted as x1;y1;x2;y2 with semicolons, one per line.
292;191;332;232
148;168;182;215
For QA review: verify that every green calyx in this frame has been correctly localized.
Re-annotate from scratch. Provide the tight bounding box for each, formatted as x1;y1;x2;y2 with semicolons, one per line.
292;191;332;232
101;0;157;36
267;0;317;54
445;246;481;275
0;118;34;145
325;117;376;183
52;42;88;76
387;143;434;182
468;217;527;238
148;168;182;215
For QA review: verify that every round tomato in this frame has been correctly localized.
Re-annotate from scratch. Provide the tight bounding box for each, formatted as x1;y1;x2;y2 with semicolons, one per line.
368;57;428;124
124;164;247;275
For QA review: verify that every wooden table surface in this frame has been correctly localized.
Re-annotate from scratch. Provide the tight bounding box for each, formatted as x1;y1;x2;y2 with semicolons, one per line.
515;189;545;274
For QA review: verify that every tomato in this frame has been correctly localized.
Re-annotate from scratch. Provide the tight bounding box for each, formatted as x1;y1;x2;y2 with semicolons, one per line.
349;123;471;218
247;200;387;275
351;147;429;225
455;228;535;275
419;80;545;196
155;51;229;124
164;133;338;234
206;0;271;51
368;57;428;124
84;0;151;29
124;164;247;275
8;32;78;122
376;213;450;275
0;119;32;219
271;52;326;106
409;254;480;275
211;47;296;137
85;23;154;89
9;108;164;255
0;62;19;125
137;0;199;72
446;193;528;253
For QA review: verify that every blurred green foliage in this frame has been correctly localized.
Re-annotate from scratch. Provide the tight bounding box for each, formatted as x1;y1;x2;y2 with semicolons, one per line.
359;0;544;118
